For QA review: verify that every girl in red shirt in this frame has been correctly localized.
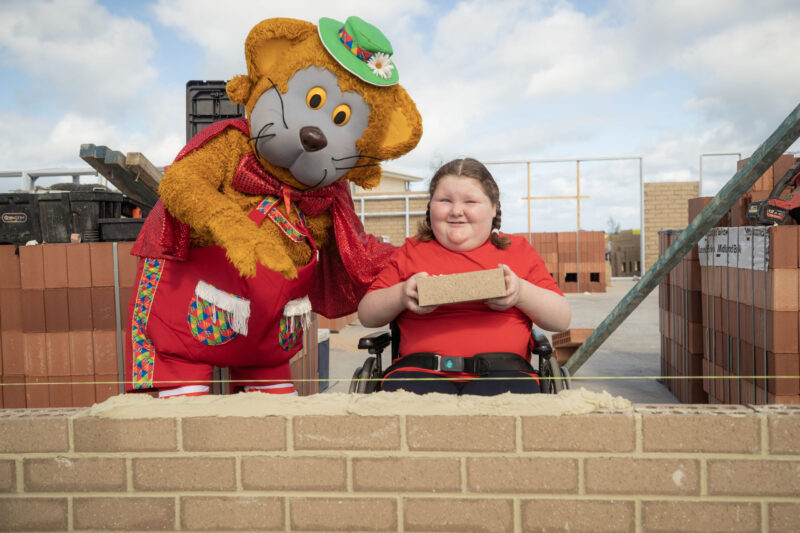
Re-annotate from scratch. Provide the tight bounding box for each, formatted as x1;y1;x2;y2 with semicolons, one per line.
358;158;571;395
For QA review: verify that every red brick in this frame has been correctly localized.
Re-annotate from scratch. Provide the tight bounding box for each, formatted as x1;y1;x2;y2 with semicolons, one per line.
21;289;45;333
89;242;114;286
1;375;26;408
643;501;760;532
0;288;22;331
405;497;513;532
73;497;174;531
46;331;70;375
769;225;798;269
0;245;21;288
71;375;96;407
90;286;116;331
0;498;68;531
92;330;118;375
116;241;139;287
94;373;119;403
25;375;49;407
23;332;47;376
521;499;635;533
42;244;68;288
67;287;93;330
69;330;94;375
18;245;44;289
48;376;72;407
43;288;69;332
766;353;800;395
2;330;24;375
66;243;92;287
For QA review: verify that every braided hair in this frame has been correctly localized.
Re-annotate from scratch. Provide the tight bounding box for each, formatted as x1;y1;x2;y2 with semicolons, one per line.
416;158;511;249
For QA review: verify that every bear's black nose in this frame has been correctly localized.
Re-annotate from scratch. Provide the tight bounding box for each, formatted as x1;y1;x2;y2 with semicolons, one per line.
300;126;328;152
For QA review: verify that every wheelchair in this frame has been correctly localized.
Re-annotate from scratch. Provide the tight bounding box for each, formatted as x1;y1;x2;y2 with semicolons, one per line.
349;323;572;394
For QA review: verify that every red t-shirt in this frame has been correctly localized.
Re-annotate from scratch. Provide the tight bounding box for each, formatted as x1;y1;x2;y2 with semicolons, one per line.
368;234;562;359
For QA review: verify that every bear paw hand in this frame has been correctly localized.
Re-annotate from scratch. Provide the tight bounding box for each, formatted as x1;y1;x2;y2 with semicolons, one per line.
255;242;298;280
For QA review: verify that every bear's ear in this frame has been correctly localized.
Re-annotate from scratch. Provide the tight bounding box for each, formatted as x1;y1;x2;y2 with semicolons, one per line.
247;18;317;79
374;85;423;161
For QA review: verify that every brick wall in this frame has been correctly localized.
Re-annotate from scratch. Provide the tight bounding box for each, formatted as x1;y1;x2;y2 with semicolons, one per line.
353;195;428;246
1;403;798;531
644;181;700;270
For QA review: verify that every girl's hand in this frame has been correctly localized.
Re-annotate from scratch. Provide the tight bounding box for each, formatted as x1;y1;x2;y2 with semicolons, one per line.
403;272;437;314
485;263;521;311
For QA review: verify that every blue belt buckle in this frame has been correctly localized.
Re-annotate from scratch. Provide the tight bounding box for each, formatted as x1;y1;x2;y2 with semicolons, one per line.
437;355;464;372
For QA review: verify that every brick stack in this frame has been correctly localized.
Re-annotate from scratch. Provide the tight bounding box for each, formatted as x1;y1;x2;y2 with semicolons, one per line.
658;230;706;403
518;231;606;293
529;232;558;282
0;243;133;408
698;226;799;404
0;243;321;406
551;328;594;365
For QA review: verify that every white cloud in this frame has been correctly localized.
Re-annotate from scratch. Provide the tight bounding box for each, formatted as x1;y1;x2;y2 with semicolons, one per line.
0;0;157;114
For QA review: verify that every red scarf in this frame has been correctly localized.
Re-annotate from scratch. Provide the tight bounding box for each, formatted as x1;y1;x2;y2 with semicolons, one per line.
131;119;395;317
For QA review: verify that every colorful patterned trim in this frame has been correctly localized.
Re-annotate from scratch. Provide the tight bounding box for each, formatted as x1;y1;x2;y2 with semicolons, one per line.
248;195;307;242
187;294;238;345
338;26;373;62
131;258;164;389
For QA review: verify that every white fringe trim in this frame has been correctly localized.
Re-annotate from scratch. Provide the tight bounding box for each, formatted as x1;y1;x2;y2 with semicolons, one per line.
194;280;250;336
283;295;312;332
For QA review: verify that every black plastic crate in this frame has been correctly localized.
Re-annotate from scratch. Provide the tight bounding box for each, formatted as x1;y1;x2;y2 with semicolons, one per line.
69;191;123;242
0;192;72;244
186;80;245;142
98;218;144;242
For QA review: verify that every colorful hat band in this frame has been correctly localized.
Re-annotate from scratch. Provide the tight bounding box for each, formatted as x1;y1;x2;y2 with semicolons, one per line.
338;26;375;63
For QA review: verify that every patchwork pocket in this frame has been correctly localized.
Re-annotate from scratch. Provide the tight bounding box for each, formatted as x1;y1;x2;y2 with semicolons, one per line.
187;281;250;346
279;296;311;351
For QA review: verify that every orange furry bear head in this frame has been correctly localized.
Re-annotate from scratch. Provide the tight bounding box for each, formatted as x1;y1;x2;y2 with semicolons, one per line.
226;17;423;190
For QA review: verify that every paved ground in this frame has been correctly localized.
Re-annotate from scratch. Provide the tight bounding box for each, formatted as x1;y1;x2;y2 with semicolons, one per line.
321;278;678;403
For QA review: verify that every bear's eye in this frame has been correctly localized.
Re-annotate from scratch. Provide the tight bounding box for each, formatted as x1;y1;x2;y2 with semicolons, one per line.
306;87;327;110
332;104;351;126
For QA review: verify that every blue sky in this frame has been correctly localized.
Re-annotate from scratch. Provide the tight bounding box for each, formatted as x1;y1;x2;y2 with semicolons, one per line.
1;0;799;234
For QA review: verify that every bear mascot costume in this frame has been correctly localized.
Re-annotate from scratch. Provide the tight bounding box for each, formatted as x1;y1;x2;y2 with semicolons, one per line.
124;16;422;397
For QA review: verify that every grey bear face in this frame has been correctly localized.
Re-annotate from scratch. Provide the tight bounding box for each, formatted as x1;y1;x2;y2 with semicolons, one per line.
249;66;371;188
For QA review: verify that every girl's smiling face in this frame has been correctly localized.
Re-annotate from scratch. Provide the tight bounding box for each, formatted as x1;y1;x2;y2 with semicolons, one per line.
429;174;497;252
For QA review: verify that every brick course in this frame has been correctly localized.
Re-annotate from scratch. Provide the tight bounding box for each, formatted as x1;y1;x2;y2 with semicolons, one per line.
0;404;798;532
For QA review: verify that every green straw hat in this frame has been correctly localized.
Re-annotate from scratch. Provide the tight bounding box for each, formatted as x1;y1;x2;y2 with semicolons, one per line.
318;16;399;86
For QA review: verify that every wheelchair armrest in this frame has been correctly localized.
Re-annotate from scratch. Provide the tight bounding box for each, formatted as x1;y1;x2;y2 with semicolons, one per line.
358;330;392;355
531;329;553;358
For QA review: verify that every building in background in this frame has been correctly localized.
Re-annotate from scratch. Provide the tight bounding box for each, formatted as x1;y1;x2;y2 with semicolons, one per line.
351;167;428;245
643;181;699;270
